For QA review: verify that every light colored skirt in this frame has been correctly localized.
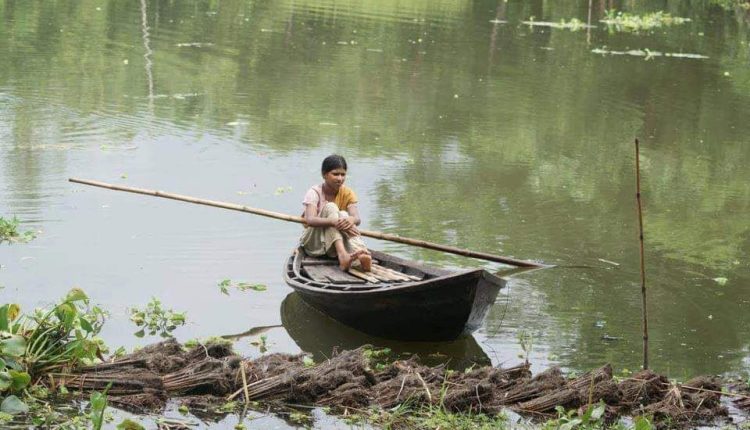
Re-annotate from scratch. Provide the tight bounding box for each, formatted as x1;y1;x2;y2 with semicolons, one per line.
299;202;367;257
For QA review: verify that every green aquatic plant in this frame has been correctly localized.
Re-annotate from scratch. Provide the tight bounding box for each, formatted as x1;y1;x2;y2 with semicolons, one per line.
542;402;606;430
89;387;109;430
1;288;107;375
710;0;750;11
250;334;268;353
0;288;107;414
218;279;267;295
0;217;36;244
116;418;145;430
601;10;690;32
129;298;186;338
517;330;534;364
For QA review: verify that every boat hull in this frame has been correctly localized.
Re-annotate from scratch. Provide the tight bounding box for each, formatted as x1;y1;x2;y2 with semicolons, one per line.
283;250;505;341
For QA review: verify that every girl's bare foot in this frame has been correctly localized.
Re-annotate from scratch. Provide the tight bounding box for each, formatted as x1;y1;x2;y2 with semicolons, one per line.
340;250;367;271
338;253;353;271
358;253;372;272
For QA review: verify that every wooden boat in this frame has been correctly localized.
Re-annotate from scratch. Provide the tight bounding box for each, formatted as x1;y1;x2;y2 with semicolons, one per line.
280;292;491;368
283;248;506;341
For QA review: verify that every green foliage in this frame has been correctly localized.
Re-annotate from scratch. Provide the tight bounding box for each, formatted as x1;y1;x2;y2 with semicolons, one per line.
250;334;268;353
517;331;533;364
183;336;233;350
710;0;750;11
89;388;109;430
359;401;508;430
0;288;107;384
129;298;186;338
601;10;690;32
288;410;311;425
633;415;655;430
217;401;238;413
542;402;606;430
0;217;36;245
116;418;145;430
218;279;268;295
0;395;29;415
363;347;393;371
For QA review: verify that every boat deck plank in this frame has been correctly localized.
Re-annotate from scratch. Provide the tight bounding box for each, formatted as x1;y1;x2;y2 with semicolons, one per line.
303;265;365;284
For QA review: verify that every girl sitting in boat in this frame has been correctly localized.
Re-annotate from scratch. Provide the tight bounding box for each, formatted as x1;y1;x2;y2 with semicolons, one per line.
300;155;372;272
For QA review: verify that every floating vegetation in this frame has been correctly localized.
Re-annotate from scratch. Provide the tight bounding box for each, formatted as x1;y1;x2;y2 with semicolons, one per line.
274;186;293;195
710;0;750;11
0;289;107;415
55;342;742;429
592;47;709;60
129;298;186;338
249;334;268;353
218;279;268;295
600;10;691;32
0;216;36;244
522;17;595;31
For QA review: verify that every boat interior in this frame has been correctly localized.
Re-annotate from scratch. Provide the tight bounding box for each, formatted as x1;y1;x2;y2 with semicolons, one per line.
288;249;431;291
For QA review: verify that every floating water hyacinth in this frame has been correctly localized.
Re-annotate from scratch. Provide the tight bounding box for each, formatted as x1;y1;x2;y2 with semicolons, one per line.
218;279;268;295
0;217;36;244
600;10;691;32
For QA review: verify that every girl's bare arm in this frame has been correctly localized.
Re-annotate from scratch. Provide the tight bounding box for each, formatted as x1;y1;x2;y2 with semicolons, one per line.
303;203;336;227
345;204;361;226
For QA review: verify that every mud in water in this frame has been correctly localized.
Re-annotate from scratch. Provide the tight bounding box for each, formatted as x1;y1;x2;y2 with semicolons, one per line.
56;340;748;428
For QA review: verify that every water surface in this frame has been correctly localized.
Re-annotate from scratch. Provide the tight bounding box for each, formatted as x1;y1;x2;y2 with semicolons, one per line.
1;0;750;425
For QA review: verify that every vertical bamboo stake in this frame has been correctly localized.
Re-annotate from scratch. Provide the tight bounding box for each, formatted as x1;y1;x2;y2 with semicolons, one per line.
635;138;649;370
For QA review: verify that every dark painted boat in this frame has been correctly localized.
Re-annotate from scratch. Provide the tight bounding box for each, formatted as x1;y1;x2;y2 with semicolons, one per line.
283;248;506;341
280;292;491;368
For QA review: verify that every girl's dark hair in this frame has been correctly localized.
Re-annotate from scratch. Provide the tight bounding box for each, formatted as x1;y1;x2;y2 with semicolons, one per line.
321;154;347;174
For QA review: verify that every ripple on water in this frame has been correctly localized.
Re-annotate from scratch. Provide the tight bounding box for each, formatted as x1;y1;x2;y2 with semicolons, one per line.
279;0;467;27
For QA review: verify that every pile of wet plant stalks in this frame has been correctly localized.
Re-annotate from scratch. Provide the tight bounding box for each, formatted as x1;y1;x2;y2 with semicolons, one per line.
54;340;750;428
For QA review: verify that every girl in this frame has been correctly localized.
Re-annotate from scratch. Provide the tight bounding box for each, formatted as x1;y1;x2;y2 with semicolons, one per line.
300;155;372;272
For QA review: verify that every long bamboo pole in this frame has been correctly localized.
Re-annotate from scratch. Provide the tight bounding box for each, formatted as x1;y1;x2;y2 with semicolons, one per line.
634;138;649;370
69;178;547;268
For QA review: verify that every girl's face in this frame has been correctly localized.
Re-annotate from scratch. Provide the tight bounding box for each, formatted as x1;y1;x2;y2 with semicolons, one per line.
323;167;347;191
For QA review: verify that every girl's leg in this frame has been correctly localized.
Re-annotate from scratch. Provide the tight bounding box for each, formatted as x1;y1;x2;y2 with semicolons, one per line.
338;210;372;271
318;203;359;270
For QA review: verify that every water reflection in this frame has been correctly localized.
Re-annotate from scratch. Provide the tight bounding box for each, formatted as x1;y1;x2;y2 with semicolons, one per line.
280;293;490;369
0;0;749;381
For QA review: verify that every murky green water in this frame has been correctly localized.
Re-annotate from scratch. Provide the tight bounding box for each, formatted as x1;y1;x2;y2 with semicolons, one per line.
1;0;750;425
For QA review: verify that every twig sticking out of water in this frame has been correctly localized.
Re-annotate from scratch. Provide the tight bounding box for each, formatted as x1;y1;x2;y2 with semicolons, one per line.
635;138;649;370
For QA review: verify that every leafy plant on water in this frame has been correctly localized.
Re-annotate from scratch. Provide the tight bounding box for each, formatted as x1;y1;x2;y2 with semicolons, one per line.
288;410;311;425
363;346;392;372
517;330;533;364
600;10;690;32
89;386;109;430
0;288;107;414
542;401;606;430
710;0;750;11
116;418;146;430
633;415;655;430
218;279;267;295
129;298;186;338
183;336;232;350
250;334;268;353
0;216;36;244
